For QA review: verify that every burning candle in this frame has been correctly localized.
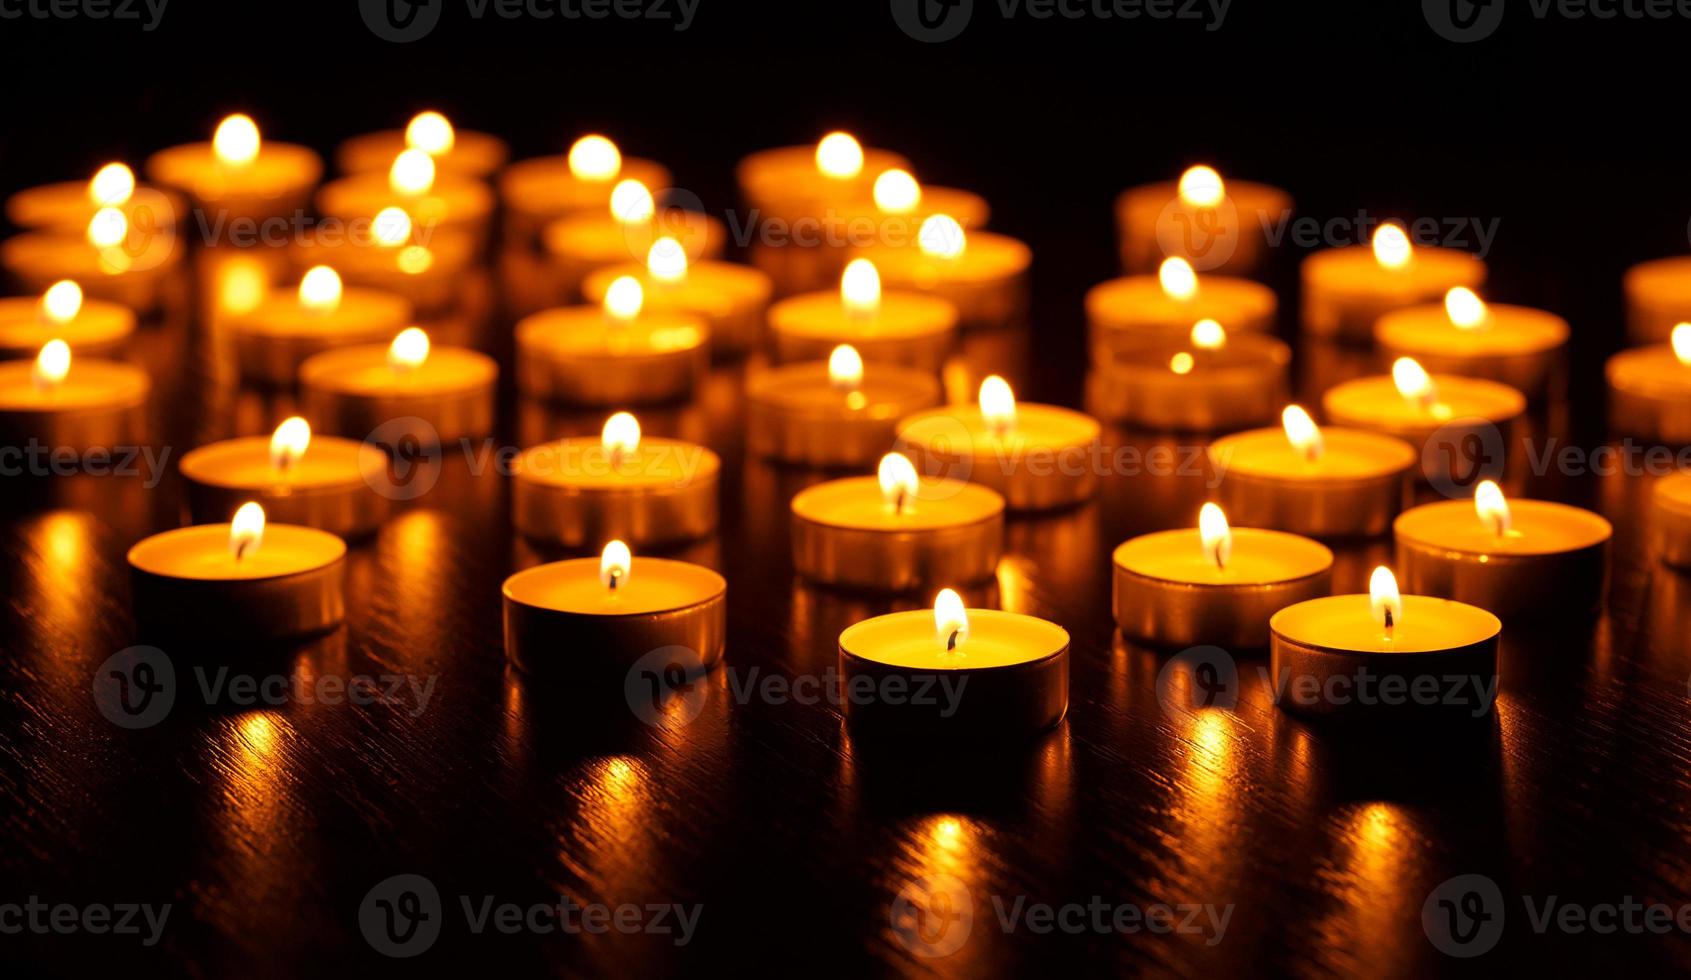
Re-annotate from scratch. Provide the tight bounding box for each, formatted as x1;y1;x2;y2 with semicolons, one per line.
1323;357;1525;483
6;161;183;236
1606;323;1691;443
1113;502;1333;649
1208;405;1416;537
837;588;1069;737
542;179;725;301
582;237;774;354
1301;223;1486;342
1;206;181;310
768;258;959;371
1086;318;1290;431
299;326;497;447
1395;480;1612;618
511;411;720;548
299;206;479;318
1086;257;1277;355
500;134;671;247
852;214;1030;330
0;341;148;452
503;539;726;682
128;501;347;642
791;451;1004;592
514;276;709;405
897;375;1101;511
1269;566;1501;720
1655;472;1691;570
746;343;941;467
736;132;910;222
1114;165;1293;276
233;266;412;385
0;281;134;358
145;114;323;222
317;147;496;249
1624;256;1691;344
1374;288;1568;399
178;417;390;538
336;111;510;180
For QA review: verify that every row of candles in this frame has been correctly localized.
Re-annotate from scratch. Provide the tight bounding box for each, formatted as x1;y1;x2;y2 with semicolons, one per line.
2;115;1689;735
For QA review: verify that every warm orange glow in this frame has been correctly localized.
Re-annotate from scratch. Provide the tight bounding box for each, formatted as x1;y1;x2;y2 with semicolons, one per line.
270;417;311;471
1170;352;1195;375
979;375;1016;438
828;344;863;391
213;114;261;166
815;132;864;179
1282;404;1323;462
1475;480;1511;537
602;411;641;462
1673;323;1691;366
840;258;881;315
298;266;343;314
87;163;135;207
1199;502;1231;570
1391;356;1438;409
397;245;433;274
1159;257;1198;301
33;340;69;390
405;111;455;155
603;275;644;321
1191;318;1226;350
646;237;688;283
372;206;412;246
389;148;436;196
917;214;966;259
1445;287;1489;330
934;588;968;651
878;452;919;514
1178;165;1225;207
86;207;127;249
229;502;265;561
1370;566;1403;632
218;258;268;315
387;327;430;372
1373;223;1412;270
600;540;632;590
609;179;655;223
872;168;920;213
41;281;83;324
568;135;622;181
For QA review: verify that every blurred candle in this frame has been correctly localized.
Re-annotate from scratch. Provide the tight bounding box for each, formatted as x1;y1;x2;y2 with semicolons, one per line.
1606;323;1691;443
515;276;709;405
179;416;390;537
146;114;323;222
336;110;509;179
853;214;1031;330
1086;257;1277;355
1301;223;1486;342
1375;288;1568;399
500;134;671;247
0;340;148;452
768;258;959;371
1323;357;1525;483
0;280;134;358
299;326;497;447
1087;318;1290;431
746;343;941;466
233;266;412;384
582;236;773;354
1115;164;1293;277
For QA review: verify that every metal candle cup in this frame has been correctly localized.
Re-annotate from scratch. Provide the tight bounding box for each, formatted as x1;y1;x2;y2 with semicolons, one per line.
1375;301;1568;400
1395;499;1612;618
1655;473;1691;570
0;294;134;359
1114;176;1292;277
233;287;412;386
745;360;940;467
514;306;709;406
1087;333;1291;432
896;403;1102;511
1322;374;1526;485
1606;343;1691;444
791;476;1004;592
583;262;773;354
145;138;322;224
1624;256;1691;344
1301;244;1485;342
510;437;720;548
854;230;1032;330
1086;272;1276;354
336;127;509;180
178;435;390;538
769;290;958;372
127;523;347;641
0;357;148;452
1208;427;1416;538
299;343;497;449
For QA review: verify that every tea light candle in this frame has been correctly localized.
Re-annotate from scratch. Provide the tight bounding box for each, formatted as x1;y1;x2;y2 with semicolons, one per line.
1208;406;1416;537
500;135;671;246
316;148;495;247
792;452;1004;592
769;258;959;371
1606;324;1691;443
1396;480;1611;619
128;502;347;642
840;168;990;236
145;114;323;222
1375;288;1568;398
511;412;719;547
838;589;1069;737
1115;165;1293;276
746;344;941;467
6;162;183;235
0;341;147;451
1655;472;1691;570
336;111;509;180
1086;257;1277;355
896;376;1101;511
853;214;1031;330
1302;224;1486;342
1323;357;1525;482
299;207;479;318
1113;503;1334;649
514;277;709;405
234;266;412;385
736;132;909;222
178;417;390;538
0;281;134;358
299;327;496;447
542;179;725;300
2;208;181;310
1086;319;1290;431
1270;566;1501;721
1624;256;1691;344
582;237;773;353
504;540;726;682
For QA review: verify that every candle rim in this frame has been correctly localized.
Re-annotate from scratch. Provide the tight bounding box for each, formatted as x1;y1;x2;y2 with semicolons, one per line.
128;522;346;582
1656;472;1691;516
1394;498;1613;556
747;359;939;416
1112;528;1334;586
1270;593;1501;655
839;608;1069;671
791;475;1004;532
503;555;725;617
178;434;386;491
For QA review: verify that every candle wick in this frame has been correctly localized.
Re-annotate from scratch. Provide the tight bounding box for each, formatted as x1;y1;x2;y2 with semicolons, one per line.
608;568;623;591
234;538;252;562
895;488;907;515
1382;607;1394;631
947;629;960;652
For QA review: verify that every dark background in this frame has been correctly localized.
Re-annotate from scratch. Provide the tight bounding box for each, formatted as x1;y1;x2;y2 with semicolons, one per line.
4;2;1691;977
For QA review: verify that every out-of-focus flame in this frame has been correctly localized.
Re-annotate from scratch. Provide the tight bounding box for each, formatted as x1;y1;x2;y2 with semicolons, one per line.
917;214;966;259
609;179;655;223
405;111;455;155
1445;287;1489;330
1191;318;1225;350
270;416;310;472
1170;352;1195;375
815;132;864;179
1673;323;1691;366
979;375;1016;438
1282;405;1323;462
33;339;70;390
1372;223;1412;270
1475;480;1511;537
1159;257;1198;301
87;207;127;249
1178;165;1225;207
229;501;265;560
1392;356;1437;409
388;148;436;196
878;452;919;514
602;411;641;463
214;114;261;166
298;265;342;314
568;135;621;181
88;163;135;206
41;281;83;324
604;275;644;321
646;237;688;283
841;258;881;315
873;168;920;213
372;206;412;246
387;326;430;372
829;344;863;392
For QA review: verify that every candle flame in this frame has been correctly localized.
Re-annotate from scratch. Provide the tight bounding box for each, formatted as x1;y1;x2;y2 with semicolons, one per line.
979;375;1016;438
841;258;881;315
1159;257;1198;301
405;111;455;155
270;416;311;472
878;452;919;514
87;207;127;249
218;257;268;314
917;214;966;259
1369;566;1403;632
1673;323;1691;366
815;132;864;179
568;135;621;182
646;237;688;283
388;326;430;372
398;245;433;274
1191;318;1226;350
1475;479;1511;537
298;266;343;314
1391;356;1438;409
1445;287;1489;330
1373;223;1412;270
229;501;265;561
41;281;83;324
828;344;863;391
934;588;969;652
1199;502;1232;570
87;163;135;207
389;148;436;196
872;168;920;213
602;411;641;463
372;206;412;247
213;114;261;166
1177;165;1225;207
604;275;645;321
609;179;655;224
33;339;70;390
600;539;632;590
1282;404;1323;462
1170;352;1195;375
